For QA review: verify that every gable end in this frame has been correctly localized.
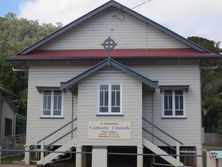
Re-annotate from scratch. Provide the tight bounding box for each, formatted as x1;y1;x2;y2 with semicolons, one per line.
18;1;207;55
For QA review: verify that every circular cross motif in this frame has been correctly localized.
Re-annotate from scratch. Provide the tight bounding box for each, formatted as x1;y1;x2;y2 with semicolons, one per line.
101;36;117;52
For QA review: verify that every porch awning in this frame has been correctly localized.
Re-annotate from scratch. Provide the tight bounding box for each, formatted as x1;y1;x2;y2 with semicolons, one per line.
60;58;159;90
36;86;61;93
159;85;190;91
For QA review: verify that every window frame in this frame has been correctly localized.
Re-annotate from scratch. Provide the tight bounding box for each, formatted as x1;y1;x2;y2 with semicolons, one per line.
41;89;64;118
162;89;186;118
97;84;122;115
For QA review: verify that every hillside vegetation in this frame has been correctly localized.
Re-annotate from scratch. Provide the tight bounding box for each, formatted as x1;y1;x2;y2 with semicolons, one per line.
0;13;61;117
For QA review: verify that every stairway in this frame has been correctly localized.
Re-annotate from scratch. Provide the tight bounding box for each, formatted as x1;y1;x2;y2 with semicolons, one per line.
37;139;77;165
143;138;183;167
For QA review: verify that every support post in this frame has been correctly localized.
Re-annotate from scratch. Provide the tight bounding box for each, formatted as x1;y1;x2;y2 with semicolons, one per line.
76;146;82;167
196;146;203;167
137;146;143;167
40;140;44;164
176;142;180;162
24;145;30;165
92;146;107;167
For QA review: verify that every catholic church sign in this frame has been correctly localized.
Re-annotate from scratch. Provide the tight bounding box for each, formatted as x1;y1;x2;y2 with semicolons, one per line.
88;121;131;139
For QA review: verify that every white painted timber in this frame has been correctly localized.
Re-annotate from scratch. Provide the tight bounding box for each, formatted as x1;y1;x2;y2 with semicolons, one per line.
143;138;183;167
137;146;143;167
38;9;189;50
37;138;77;165
92;147;108;167
138;63;202;147
26;62;201;148
77;67;143;146
1;100;16;137
76;146;83;167
26;66;86;145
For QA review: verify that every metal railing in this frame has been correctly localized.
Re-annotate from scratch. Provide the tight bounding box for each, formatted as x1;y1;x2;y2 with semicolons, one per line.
37;118;77;163
142;127;176;151
47;127;77;147
0;134;26;157
142;117;183;145
37;117;77;144
142;117;183;162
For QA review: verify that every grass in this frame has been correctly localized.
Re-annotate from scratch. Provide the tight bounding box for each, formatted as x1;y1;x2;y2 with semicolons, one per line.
1;155;24;164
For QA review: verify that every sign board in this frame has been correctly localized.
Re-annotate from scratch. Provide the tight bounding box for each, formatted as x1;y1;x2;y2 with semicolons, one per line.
88;121;131;139
209;151;222;159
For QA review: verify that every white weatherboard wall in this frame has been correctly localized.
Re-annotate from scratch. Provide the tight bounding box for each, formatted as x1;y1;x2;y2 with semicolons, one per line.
1;101;16;137
137;64;202;146
38;8;188;50
77;68;142;146
26;66;88;145
26;62;201;147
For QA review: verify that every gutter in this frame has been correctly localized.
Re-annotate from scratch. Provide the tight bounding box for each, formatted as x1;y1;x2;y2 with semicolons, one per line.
13;66;28;72
6;55;221;63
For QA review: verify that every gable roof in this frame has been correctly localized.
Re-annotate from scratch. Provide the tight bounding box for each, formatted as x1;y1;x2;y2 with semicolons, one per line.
0;87;17;99
18;0;208;55
0;87;17;113
60;58;159;90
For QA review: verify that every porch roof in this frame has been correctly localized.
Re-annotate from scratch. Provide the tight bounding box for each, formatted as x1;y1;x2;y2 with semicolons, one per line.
60;58;159;90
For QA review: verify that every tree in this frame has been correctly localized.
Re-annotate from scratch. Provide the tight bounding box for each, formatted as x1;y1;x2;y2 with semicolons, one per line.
188;36;222;134
188;36;221;54
0;13;62;118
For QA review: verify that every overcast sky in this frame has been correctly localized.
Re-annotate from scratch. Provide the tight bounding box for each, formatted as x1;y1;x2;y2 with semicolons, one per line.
1;0;221;44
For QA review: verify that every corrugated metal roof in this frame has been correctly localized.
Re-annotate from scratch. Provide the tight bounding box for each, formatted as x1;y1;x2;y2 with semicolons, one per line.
7;48;219;62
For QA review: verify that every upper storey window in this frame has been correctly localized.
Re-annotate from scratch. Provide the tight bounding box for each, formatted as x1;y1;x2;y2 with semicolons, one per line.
163;90;185;117
42;90;63;117
99;84;122;115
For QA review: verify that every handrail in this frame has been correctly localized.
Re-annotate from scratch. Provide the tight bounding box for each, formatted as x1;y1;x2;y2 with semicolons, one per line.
142;117;183;145
47;127;77;147
143;127;176;151
37;117;77;144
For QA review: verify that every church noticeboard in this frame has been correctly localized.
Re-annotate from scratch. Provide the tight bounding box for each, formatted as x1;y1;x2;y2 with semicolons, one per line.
88;121;131;139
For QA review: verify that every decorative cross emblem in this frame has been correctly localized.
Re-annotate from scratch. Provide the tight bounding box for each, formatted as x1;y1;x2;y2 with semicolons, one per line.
101;36;117;57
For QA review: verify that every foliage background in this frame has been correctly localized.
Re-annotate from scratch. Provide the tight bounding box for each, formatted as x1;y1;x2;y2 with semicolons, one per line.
0;13;61;128
188;36;222;135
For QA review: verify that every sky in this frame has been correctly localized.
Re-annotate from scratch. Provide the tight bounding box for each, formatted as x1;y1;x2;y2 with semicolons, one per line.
0;0;222;44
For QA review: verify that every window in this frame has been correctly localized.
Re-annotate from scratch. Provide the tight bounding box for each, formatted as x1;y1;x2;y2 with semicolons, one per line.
163;90;185;117
5;118;12;136
99;84;121;114
100;85;109;113
42;90;63;117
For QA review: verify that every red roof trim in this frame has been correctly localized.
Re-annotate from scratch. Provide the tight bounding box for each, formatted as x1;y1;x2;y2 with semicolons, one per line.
8;48;219;61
